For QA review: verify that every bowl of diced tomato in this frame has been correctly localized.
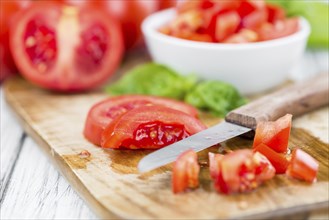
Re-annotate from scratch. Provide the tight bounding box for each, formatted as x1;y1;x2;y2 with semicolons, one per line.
142;0;310;94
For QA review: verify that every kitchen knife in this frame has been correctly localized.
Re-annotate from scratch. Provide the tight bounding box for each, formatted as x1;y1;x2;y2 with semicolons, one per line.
138;73;329;173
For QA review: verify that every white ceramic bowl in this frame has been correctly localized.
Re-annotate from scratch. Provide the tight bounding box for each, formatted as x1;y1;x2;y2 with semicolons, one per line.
142;9;310;94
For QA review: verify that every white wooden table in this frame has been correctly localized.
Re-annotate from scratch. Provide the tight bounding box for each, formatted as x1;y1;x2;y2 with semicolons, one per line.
1;50;328;219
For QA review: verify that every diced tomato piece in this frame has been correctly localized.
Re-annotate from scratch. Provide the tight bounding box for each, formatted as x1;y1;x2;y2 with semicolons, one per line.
208;152;223;179
214;11;240;42
224;29;258;43
210;149;275;194
237;0;265;18
84;95;199;146
257;18;299;41
101;105;206;149
242;9;268;30
253;114;292;153
172;150;200;193
266;4;285;23
286;148;319;183
254;143;289;174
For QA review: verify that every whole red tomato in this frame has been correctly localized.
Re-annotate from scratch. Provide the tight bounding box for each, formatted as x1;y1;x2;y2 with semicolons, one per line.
0;0;30;83
65;0;176;50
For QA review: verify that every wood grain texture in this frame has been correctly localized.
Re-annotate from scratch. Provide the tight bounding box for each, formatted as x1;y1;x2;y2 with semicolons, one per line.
3;78;329;219
0;89;25;201
0;137;97;219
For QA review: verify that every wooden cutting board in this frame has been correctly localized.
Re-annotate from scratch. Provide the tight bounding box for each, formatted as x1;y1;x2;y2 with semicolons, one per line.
4;76;329;219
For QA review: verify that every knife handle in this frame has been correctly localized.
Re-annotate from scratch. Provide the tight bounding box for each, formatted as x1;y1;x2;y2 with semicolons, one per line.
225;73;329;129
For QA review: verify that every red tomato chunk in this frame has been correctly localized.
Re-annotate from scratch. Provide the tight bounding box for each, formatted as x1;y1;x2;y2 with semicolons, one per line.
286;148;319;183
172;150;200;194
209;150;275;194
253;114;292;153
254;143;289;174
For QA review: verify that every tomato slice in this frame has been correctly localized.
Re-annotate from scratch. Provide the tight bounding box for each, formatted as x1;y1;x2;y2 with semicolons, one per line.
254;143;289;174
10;3;123;91
172;150;200;193
257;18;299;41
84;95;199;146
101;105;206;149
209;149;275;194
253;114;292;153
286;148;319;183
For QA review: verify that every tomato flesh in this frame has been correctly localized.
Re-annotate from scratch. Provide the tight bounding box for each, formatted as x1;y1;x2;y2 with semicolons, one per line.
254;143;289;174
84;95;199;146
253;114;292;153
24;19;57;73
122;121;189;149
286;148;319;183
172;150;200;193
209;150;275;194
101;105;206;149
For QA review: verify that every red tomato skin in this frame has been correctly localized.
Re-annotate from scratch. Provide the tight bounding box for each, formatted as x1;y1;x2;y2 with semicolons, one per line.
211;149;275;194
0;1;31;82
84;95;199;146
254;143;289;174
10;3;124;92
286;148;319;183
266;4;285;23
172;149;200;194
253;114;292;153
101;105;206;149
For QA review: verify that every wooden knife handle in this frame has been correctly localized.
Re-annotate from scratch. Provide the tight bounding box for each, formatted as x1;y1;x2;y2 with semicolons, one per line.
225;73;329;129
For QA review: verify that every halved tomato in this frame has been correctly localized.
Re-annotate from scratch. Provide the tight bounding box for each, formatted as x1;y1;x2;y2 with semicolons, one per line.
84;95;199;146
286;148;319;183
253;114;292;153
101;105;206;149
10;3;123;91
254;143;289;174
257;18;299;41
172;149;200;193
209;149;275;194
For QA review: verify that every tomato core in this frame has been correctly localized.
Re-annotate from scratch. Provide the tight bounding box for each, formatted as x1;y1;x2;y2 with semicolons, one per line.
24;19;57;73
122;121;190;148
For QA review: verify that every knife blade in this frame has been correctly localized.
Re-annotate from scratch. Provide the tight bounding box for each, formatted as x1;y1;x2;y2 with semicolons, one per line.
138;121;250;173
138;73;329;173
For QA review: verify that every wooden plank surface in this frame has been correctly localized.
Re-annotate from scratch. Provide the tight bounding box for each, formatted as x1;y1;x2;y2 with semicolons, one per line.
2;76;329;219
